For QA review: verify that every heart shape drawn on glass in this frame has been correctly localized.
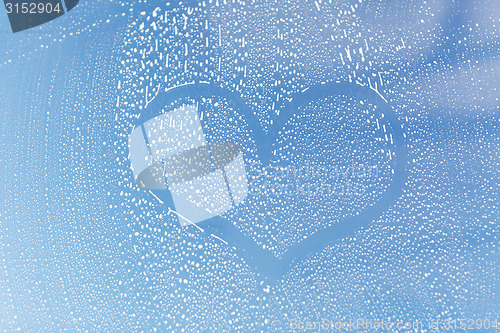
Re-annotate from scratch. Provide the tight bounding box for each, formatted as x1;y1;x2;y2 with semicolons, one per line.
130;81;408;280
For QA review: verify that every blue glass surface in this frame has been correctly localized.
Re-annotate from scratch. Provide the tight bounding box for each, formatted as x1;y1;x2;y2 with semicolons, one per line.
0;0;498;331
